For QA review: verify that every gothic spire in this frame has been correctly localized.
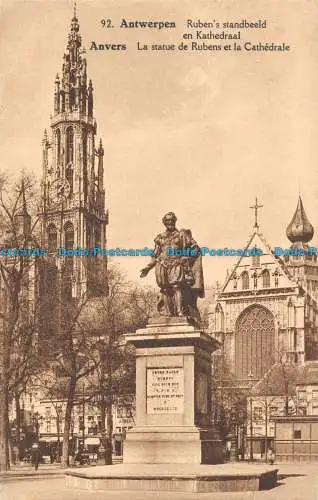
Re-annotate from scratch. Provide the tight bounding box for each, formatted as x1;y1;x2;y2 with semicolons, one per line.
286;196;314;243
54;9;89;116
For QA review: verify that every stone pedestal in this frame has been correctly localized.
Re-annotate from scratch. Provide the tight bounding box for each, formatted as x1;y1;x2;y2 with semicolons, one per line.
123;317;223;465
66;321;278;493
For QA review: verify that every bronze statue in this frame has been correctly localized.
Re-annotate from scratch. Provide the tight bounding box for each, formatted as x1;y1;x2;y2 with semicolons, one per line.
140;212;204;324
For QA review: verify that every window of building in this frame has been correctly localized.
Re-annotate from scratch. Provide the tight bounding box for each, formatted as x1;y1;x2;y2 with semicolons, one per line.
97;415;103;432
56;129;61;165
46;420;51;433
269;406;279;418
82;131;88;200
78;416;84;431
87;416;97;435
252;253;260;267
64;222;74;249
294;429;301;439
312;390;318;415
63;222;74;282
47;224;57;252
94;227;101;248
66;127;74;164
69;87;75;109
235;304;275;380
262;269;270;288
298;405;307;416
298;391;307;404
233;276;238;290
65;163;73;194
252;272;258;289
241;271;249;290
57;406;63;421
253;406;263;421
117;406;130;419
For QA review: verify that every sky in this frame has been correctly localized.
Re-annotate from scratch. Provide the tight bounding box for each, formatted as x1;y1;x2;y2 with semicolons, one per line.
0;0;318;288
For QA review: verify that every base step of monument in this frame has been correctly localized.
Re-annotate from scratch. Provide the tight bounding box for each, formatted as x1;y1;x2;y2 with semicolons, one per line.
65;463;278;493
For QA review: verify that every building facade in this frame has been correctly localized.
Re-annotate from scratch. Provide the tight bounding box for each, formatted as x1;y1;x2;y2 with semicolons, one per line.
211;198;318;388
210;199;318;458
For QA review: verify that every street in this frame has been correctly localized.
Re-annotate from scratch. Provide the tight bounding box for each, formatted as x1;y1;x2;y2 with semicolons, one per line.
1;464;318;500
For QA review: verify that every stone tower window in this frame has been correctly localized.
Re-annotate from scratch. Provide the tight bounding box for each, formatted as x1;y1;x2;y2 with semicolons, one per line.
47;224;57;252
252;253;260;267
94;227;101;247
56;129;61;165
64;222;74;249
262;269;270;288
82;130;88;199
66;126;74;164
65;163;73;195
63;222;74;279
241;271;249;290
235;304;275;379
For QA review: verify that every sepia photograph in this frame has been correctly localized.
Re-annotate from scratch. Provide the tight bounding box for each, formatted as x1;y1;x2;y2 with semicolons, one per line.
0;0;318;498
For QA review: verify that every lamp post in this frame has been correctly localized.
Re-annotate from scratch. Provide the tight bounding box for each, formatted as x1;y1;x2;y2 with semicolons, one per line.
248;371;254;461
56;406;62;461
264;397;268;463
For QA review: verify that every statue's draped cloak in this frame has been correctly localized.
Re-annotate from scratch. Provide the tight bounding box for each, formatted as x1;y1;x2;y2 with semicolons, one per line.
152;229;204;297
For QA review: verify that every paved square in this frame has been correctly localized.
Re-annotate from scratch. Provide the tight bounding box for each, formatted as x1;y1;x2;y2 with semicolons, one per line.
1;464;318;500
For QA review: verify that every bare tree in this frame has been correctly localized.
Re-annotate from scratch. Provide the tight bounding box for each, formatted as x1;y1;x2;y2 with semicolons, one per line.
0;173;41;471
84;266;157;464
212;355;247;458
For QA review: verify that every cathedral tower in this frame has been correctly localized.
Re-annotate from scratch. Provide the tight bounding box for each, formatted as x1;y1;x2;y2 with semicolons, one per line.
40;11;108;300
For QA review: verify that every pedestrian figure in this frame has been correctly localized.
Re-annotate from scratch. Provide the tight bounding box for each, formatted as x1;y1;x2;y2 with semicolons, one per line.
49;446;54;464
31;443;40;470
268;448;275;465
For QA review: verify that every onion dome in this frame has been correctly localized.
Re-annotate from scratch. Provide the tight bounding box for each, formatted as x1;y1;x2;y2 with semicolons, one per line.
286;196;314;243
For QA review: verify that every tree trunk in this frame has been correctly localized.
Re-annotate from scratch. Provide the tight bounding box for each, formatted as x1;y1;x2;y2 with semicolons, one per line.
99;398;108;464
8;425;13;466
0;335;10;471
15;392;22;461
61;376;76;467
0;380;10;471
56;412;61;461
105;400;113;465
105;344;113;466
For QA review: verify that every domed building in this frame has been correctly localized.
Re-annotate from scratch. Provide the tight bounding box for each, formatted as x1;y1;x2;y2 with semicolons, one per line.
211;197;318;387
210;197;318;453
210;198;318;458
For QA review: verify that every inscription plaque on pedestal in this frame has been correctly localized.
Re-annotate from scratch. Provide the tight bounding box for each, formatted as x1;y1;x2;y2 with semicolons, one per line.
146;367;184;414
